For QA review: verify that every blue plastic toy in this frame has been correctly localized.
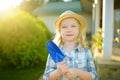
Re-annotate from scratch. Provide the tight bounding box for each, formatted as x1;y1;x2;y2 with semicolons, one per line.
46;40;65;63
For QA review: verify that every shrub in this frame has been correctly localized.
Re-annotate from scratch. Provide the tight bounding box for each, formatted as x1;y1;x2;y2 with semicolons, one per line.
0;10;52;69
92;28;102;53
114;20;120;48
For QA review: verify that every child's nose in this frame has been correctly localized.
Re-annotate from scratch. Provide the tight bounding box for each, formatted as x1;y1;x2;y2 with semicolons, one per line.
67;27;72;31
66;28;72;32
66;26;71;29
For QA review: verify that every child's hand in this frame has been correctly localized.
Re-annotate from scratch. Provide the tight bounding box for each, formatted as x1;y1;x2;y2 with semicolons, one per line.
57;61;68;75
65;68;79;80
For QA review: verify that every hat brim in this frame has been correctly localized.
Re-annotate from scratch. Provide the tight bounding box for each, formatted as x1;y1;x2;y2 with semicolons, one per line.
55;13;87;33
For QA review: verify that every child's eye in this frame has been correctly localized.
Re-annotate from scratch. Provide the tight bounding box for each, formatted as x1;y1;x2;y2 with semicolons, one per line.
61;26;67;28
71;25;76;27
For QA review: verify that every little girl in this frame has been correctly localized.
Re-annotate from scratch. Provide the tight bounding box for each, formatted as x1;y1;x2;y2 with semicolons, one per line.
43;10;98;80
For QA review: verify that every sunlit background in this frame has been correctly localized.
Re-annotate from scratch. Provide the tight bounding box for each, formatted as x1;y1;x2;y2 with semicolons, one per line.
0;0;120;80
0;0;22;12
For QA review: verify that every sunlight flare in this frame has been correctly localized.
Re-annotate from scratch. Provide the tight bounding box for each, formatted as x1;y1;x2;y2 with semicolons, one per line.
0;0;22;12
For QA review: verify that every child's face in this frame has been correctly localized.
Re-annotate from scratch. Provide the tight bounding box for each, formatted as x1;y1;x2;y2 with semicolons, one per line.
60;18;80;42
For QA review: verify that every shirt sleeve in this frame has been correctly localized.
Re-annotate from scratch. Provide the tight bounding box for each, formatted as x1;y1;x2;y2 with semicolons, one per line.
86;49;98;80
43;54;57;80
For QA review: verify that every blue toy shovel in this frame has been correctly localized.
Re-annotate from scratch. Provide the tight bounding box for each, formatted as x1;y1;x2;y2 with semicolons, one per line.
46;40;65;63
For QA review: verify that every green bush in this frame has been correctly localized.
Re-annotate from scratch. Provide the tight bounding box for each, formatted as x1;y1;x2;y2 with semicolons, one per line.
0;10;52;69
92;28;102;53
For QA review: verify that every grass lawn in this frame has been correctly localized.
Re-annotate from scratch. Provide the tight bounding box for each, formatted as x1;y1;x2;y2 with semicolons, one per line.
99;68;120;80
0;64;45;80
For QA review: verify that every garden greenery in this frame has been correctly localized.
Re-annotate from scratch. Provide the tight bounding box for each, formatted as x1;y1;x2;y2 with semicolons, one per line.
0;10;52;69
92;28;102;53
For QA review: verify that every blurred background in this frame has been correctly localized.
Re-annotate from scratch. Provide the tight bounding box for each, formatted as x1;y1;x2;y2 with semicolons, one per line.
0;0;120;80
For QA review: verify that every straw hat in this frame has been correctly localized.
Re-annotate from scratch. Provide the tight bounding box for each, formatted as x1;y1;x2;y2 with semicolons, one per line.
55;10;87;33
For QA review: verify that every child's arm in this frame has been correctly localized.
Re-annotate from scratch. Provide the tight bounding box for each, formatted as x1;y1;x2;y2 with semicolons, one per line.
65;49;98;80
76;68;92;80
43;55;68;80
65;68;92;80
49;61;68;80
43;55;57;80
49;69;62;80
86;49;98;80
